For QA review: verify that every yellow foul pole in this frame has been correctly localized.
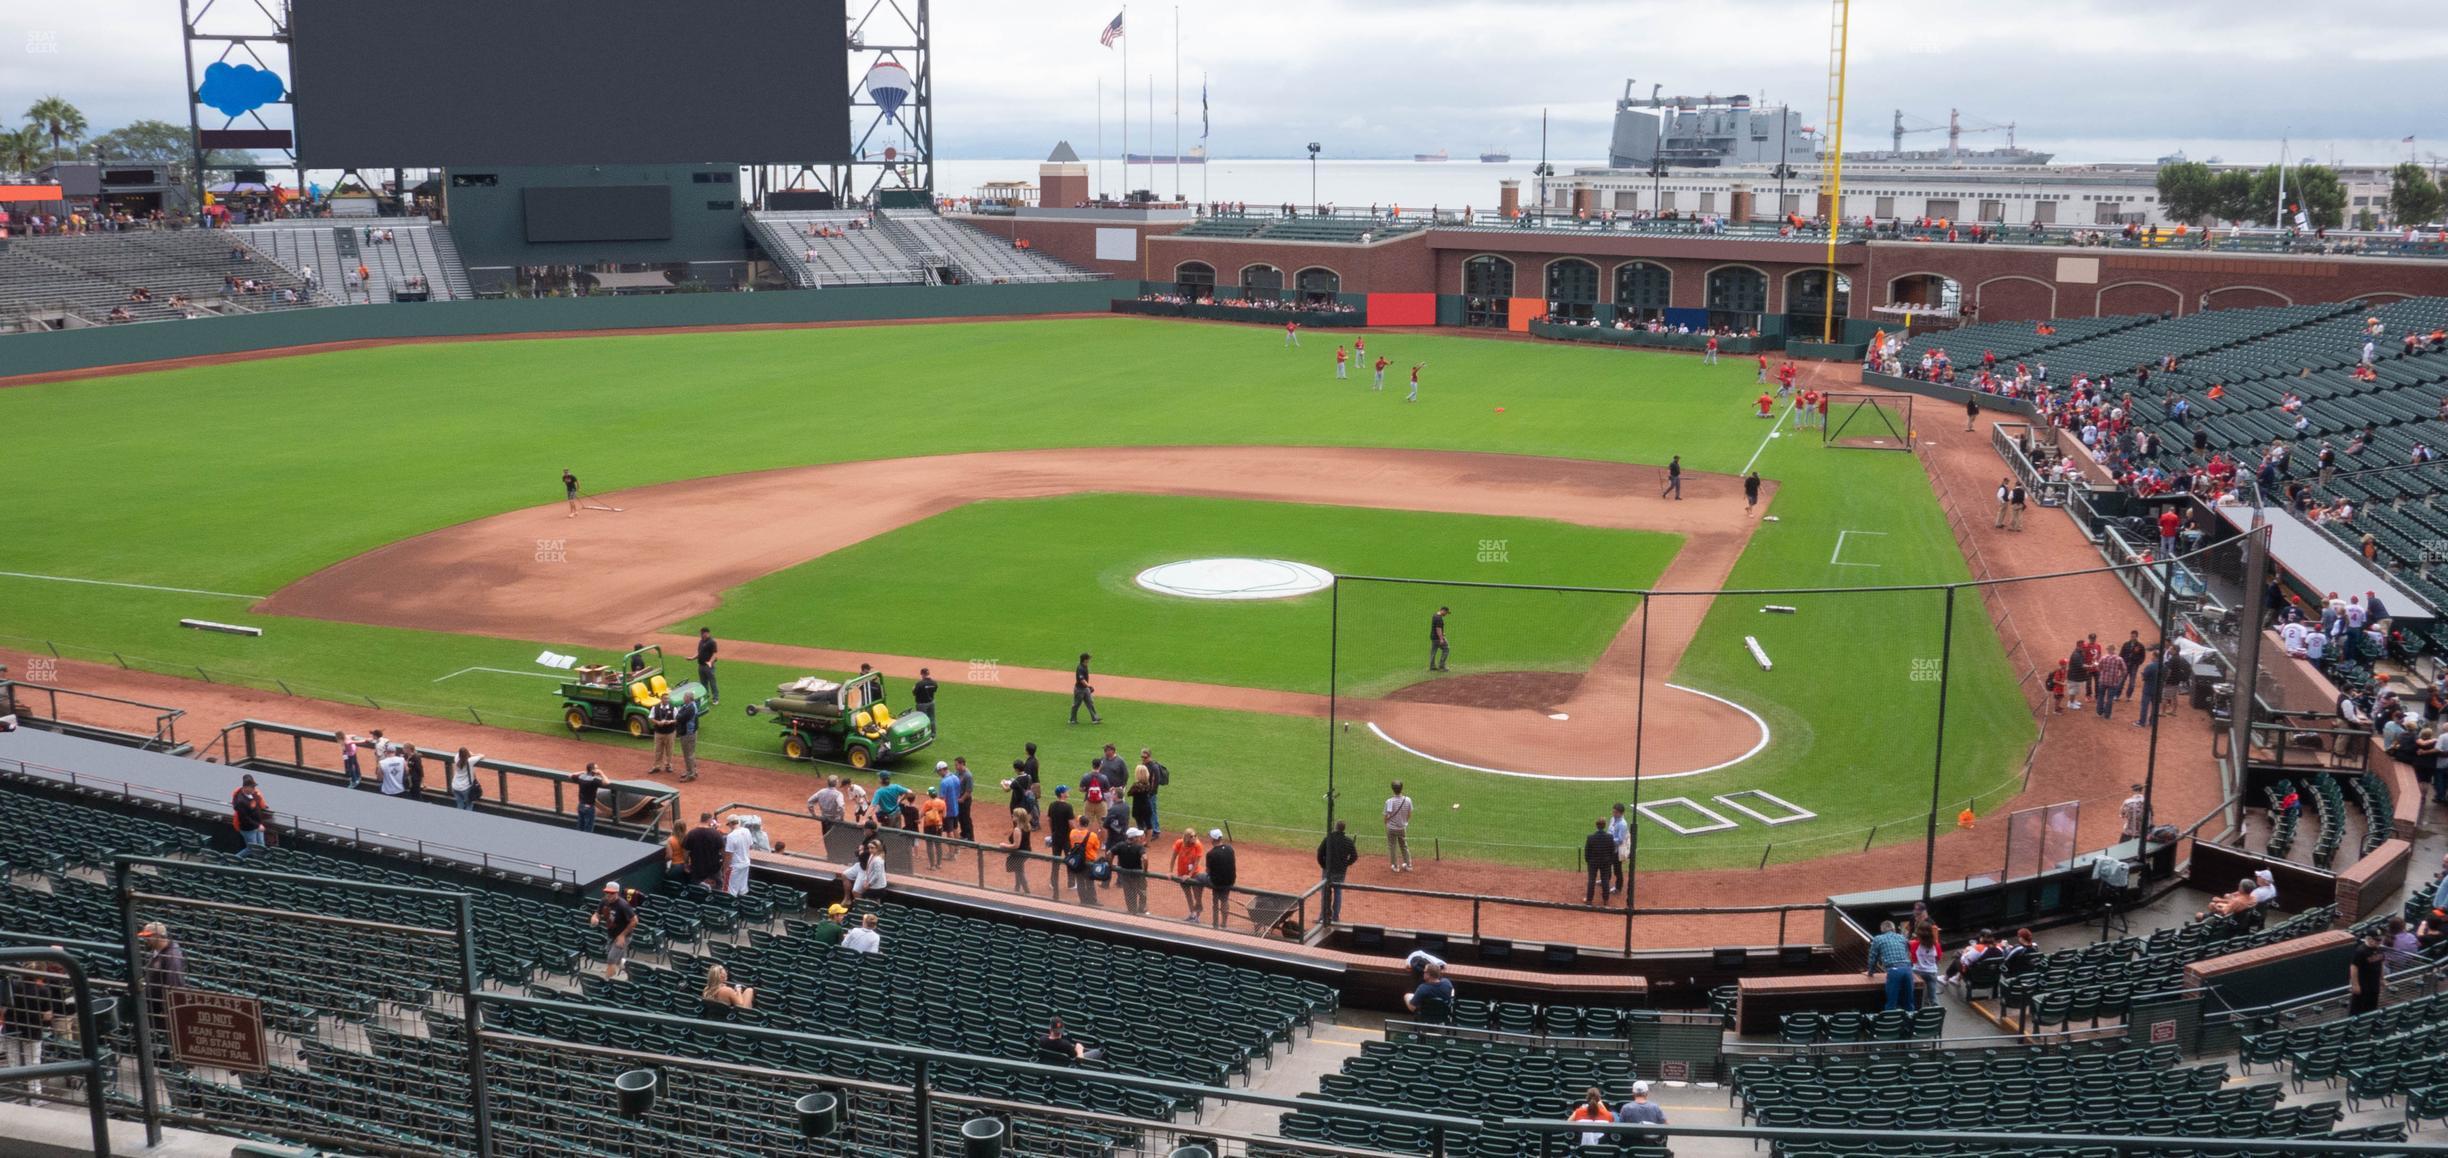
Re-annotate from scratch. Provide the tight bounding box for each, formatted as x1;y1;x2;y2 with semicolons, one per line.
1821;0;1850;342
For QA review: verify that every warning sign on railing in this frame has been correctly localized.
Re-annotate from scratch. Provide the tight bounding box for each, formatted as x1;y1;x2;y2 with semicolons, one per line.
167;988;266;1073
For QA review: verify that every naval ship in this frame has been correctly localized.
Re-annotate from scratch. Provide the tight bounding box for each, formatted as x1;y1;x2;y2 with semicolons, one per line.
1605;81;2053;169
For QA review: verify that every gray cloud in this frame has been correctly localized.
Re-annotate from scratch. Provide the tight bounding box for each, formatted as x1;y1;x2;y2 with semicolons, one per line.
2;0;2439;166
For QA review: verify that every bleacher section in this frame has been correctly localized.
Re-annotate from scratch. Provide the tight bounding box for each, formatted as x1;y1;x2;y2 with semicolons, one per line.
0;786;1328;1154
2001;907;2341;1030
748;209;1105;289
1173;213;1428;244
0;230;320;331
878;210;1102;283
748;210;925;288
231;218;474;302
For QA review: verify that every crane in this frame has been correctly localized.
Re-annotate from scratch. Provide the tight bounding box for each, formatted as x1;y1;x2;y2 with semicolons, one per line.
1890;109;2020;162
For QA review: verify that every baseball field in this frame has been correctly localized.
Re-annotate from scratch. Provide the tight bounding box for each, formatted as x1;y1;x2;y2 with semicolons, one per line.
0;315;2033;868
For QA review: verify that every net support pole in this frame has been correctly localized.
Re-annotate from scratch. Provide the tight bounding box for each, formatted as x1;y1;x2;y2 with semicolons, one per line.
1627;598;1650;935
1325;578;1341;840
460;894;498;1158
2230;521;2270;829
2137;554;2179;885
1922;586;1957;903
115;857;163;1148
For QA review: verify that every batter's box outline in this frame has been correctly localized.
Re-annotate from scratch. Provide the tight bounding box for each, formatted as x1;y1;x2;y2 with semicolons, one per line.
1636;797;1737;835
1712;790;1817;826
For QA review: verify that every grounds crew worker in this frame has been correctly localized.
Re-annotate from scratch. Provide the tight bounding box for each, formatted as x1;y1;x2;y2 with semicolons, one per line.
563;469;579;517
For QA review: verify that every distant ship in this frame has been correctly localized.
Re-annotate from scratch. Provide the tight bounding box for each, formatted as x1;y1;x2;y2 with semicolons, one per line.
1414;150;1449;163
1479;150;1512;163
1124;145;1207;165
1606;81;2052;169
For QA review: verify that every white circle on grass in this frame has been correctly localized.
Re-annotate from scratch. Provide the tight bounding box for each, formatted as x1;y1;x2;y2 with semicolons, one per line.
1135;557;1332;601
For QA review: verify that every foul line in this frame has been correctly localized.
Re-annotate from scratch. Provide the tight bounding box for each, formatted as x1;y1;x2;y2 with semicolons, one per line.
1364;683;1772;781
0;570;265;600
1739;399;1798;477
433;666;569;684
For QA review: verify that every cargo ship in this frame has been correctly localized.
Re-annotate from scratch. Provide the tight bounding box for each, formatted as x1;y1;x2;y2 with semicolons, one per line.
1479;150;1512;163
1605;81;2052;169
1413;150;1449;162
1124;145;1207;165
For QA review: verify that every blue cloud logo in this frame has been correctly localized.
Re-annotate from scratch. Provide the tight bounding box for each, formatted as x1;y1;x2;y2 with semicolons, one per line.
198;62;285;118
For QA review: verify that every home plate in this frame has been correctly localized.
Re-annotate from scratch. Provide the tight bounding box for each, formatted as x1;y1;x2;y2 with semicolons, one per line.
1548;712;1570;721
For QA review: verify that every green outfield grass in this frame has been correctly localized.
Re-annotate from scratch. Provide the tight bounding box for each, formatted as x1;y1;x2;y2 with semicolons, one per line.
686;494;1680;697
0;315;2032;868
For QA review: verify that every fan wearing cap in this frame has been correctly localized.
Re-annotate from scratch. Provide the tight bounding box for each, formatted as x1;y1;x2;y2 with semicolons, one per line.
811;904;850;947
137;922;188;1021
1202;829;1237;929
1113;827;1151;915
1614;1081;1667;1143
586;885;637;981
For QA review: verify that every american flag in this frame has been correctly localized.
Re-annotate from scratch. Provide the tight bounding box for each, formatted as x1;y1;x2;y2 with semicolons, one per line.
1100;11;1125;47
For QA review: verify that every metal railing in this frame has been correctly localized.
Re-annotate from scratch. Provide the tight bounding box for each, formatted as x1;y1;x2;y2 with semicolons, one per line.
0;754;580;885
0;677;188;753
711;797;1322;943
0;946;119;1157
213;717;678;840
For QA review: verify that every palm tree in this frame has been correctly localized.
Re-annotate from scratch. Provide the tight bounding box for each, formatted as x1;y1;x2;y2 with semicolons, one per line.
0;126;46;176
24;96;88;166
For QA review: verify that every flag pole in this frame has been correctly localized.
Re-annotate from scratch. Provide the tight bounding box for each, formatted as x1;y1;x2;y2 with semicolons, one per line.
1097;75;1105;200
1172;4;1182;202
1122;4;1131;197
1202;73;1211;210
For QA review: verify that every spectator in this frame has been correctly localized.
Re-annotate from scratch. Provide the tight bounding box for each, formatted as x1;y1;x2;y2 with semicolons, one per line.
1066;816;1104;907
587;883;636;981
1317;820;1358;921
2094;647;2129;720
1137;748;1165;834
1405;947;1446;984
2349;929;2388;1014
681;811;726;888
1037;1016;1102;1064
1568;1088;1616;1147
1170;827;1206;921
1867;920;1915;1011
338;731;364;790
376;744;409;796
573;763;607;832
807;775;846;832
720;815;755;897
1045;786;1075;888
873;772;911;832
842;913;882;954
648;696;678;776
845;839;889;899
1405;961;1455;1023
699;964;755;1019
674;691;703;781
1614;1082;1667;1144
230;774;270;858
1127;764;1156;834
1583;819;1618;905
1203;829;1237;929
1607;804;1631;896
1001;808;1035;896
1910;923;1945;1006
447;747;485;810
1383;780;1414;872
3;955;62;1096
137;922;187;1028
1006;758;1039;830
2387;916;2423;966
1115;827;1151;915
2200;877;2262;918
662;827;690;881
809;904;849;947
2120;785;2148;841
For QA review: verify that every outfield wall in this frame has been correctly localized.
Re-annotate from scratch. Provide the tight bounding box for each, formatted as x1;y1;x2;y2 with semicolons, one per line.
0;281;1122;380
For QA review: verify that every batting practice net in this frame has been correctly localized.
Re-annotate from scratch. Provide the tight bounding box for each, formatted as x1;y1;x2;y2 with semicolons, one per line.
1822;391;1916;450
1316;514;2256;944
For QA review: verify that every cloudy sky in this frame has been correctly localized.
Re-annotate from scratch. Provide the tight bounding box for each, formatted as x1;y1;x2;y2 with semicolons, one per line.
4;0;2443;165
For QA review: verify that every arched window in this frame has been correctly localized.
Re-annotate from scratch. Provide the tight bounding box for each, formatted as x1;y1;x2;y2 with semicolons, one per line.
1240;264;1284;299
1704;266;1768;333
1545;259;1600;322
1461;255;1514;328
1614;262;1671;322
1294;266;1341;304
1174;261;1215;302
1783;269;1851;341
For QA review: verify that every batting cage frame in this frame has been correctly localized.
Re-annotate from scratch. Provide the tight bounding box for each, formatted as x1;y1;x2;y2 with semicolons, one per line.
1822;391;1915;450
1317;523;2267;949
